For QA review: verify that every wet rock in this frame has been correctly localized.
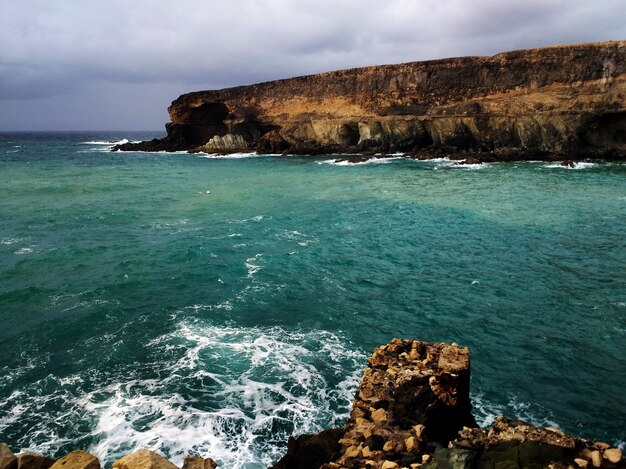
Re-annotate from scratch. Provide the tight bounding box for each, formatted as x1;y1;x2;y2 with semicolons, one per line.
17;452;55;469
112;451;177;469
49;451;99;469
181;456;217;469
0;444;17;469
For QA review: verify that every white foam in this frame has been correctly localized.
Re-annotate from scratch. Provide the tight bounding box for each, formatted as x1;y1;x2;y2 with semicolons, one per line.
544;162;597;170
196;152;260;159
82;139;132;145
14;247;33;254
245;254;263;279
63;323;363;468
318;156;403;166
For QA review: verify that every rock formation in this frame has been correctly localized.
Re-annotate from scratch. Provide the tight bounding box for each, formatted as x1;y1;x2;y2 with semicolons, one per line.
115;41;626;161
1;339;624;469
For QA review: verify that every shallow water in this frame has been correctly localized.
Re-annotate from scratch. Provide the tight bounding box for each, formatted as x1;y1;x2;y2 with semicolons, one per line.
0;132;624;467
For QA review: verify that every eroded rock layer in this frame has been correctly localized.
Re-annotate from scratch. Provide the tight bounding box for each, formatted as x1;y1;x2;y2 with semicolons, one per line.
116;41;626;160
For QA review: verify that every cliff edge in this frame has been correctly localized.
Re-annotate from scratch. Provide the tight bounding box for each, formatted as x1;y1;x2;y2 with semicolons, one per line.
115;41;626;160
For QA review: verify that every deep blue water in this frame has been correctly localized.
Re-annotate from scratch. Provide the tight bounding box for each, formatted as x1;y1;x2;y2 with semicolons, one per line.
0;132;624;467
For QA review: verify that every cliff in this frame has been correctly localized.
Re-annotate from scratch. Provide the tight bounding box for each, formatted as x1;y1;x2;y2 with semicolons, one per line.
115;41;626;160
2;340;624;469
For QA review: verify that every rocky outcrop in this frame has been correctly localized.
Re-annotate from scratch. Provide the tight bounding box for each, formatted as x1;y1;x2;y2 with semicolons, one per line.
116;41;626;160
273;339;625;469
1;339;624;469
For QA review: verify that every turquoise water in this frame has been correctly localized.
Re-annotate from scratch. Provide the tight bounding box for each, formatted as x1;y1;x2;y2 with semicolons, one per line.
0;132;624;467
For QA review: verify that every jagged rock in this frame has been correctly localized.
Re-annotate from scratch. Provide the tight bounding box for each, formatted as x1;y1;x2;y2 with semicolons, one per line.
119;41;626;160
271;428;344;469
49;451;99;469
112;451;177;469
17;452;55;469
0;444;17;469
181;456;217;469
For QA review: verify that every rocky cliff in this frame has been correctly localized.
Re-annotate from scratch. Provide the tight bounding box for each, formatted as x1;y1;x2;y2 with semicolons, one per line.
115;41;626;160
2;339;624;469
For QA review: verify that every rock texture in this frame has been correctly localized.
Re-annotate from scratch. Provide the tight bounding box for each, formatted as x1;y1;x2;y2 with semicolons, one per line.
115;41;626;160
112;450;178;469
48;451;99;469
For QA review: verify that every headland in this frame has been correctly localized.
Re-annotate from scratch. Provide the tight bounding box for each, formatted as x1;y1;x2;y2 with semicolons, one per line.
114;41;626;162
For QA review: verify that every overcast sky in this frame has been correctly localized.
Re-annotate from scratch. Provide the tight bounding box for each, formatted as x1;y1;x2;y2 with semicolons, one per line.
1;0;624;131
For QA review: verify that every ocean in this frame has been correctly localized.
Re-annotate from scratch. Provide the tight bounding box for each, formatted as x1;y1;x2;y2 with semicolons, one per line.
0;131;624;467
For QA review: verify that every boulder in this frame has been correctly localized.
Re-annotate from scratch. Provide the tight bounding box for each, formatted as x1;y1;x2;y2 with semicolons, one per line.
181;456;216;469
271;428;344;469
17;452;55;469
0;444;17;469
112;451;177;469
48;451;99;469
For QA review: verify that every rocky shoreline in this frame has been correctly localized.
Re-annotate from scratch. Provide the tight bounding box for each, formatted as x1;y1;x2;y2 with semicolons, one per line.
114;41;626;161
2;339;623;469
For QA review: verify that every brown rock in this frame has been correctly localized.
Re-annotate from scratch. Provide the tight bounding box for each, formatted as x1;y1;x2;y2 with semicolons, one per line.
381;461;399;469
112;451;176;469
49;451;99;469
17;452;55;469
0;444;17;469
370;408;388;423
181;456;216;469
603;448;622;464
590;450;602;468
575;458;589;468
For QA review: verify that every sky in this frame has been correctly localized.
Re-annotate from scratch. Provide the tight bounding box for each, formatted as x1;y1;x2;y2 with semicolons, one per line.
1;0;625;131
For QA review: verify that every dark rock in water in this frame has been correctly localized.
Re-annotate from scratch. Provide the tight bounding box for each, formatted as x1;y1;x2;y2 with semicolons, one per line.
118;41;626;160
182;456;217;469
0;444;17;469
271;428;344;469
17;453;55;469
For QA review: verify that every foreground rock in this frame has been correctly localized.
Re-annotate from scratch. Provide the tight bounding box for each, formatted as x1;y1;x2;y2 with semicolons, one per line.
274;339;625;469
115;41;626;161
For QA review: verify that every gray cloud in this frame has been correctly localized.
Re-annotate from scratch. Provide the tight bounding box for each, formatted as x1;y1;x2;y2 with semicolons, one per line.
1;0;624;130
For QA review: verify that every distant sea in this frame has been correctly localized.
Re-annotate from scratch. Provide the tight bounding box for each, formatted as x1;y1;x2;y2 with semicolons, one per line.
0;131;624;468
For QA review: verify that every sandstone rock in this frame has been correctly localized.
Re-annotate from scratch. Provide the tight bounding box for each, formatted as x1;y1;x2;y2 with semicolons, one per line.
49;451;99;469
603;448;622;463
17;452;55;469
0;444;17;469
371;408;388;423
590;450;602;468
575;458;589;468
112;451;176;469
181;456;216;469
381;461;399;469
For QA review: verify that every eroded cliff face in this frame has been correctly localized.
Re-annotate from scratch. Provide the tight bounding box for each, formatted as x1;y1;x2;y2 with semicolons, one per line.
116;41;626;159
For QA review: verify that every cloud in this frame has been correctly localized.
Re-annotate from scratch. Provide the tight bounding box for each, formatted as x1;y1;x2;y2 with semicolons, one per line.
0;0;624;129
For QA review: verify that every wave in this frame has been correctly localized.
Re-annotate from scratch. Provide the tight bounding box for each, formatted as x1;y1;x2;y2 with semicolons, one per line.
81;139;133;145
196;152;260;159
544;162;597;170
318;156;404;166
0;323;365;468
